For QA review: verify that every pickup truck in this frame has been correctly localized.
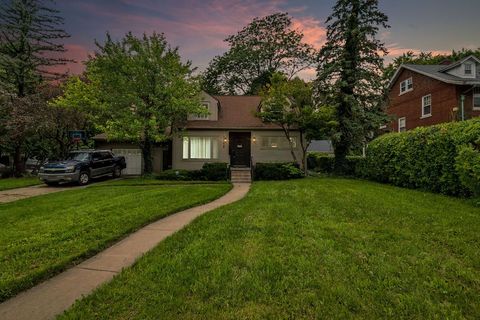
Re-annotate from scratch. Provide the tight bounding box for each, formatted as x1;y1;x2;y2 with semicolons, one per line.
38;150;126;186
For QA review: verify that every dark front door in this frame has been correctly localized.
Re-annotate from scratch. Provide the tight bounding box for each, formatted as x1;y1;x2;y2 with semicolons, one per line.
229;132;251;167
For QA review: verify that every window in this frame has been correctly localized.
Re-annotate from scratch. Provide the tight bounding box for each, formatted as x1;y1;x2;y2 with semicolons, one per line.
398;117;406;132
474;88;480;110
261;136;296;149
190;103;210;120
422;94;432;117
400;78;413;94
464;63;472;75
182;137;219;159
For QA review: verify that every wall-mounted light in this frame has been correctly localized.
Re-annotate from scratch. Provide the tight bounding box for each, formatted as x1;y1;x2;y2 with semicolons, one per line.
223;136;228;147
252;136;256;143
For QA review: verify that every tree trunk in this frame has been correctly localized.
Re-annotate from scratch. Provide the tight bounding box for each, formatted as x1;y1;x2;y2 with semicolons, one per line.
13;145;24;177
299;130;307;174
282;126;298;165
141;137;153;175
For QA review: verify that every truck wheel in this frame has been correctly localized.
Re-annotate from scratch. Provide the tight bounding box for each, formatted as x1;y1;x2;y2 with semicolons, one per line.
113;165;122;178
78;171;90;186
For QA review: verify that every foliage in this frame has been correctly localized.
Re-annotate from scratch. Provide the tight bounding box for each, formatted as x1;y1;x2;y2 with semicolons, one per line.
203;12;317;95
384;48;480;80
0;0;71;175
0;179;230;302
59;178;480;319
156;163;229;181
0;176;40;190
53;33;204;174
258;73;336;172
307;152;364;176
315;0;390;173
455;144;480;196
254;162;303;180
359;119;480;196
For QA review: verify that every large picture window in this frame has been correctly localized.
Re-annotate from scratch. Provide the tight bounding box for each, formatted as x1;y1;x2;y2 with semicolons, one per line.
261;136;296;149
182;137;219;159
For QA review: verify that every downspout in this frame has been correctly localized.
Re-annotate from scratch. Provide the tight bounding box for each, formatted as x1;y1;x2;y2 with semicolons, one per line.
460;94;465;121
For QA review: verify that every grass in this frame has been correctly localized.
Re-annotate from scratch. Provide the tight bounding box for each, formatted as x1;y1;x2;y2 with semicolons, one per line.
0;179;231;302
0;176;41;191
60;178;480;319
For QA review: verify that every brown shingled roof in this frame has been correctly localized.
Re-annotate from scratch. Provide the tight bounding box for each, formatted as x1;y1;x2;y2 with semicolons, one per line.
186;95;279;130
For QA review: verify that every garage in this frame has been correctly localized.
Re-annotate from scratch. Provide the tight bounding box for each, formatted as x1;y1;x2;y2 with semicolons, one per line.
112;149;142;175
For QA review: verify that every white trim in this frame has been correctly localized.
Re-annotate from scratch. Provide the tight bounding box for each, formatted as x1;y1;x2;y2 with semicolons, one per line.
398;117;406;133
421;94;432;118
399;77;413;95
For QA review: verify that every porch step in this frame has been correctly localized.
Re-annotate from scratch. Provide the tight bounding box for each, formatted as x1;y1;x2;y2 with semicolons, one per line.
230;168;252;183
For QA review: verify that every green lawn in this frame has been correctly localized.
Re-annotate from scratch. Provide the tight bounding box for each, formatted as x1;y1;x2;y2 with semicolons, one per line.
0;179;231;302
60;178;480;319
0;176;41;191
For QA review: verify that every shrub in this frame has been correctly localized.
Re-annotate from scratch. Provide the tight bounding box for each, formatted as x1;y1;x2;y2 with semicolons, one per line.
360;119;480;196
155;169;200;181
455;144;480;196
201;162;229;181
254;162;303;180
307;152;365;176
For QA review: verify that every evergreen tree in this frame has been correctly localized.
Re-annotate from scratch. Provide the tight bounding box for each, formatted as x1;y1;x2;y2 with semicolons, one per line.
0;0;70;174
315;0;389;173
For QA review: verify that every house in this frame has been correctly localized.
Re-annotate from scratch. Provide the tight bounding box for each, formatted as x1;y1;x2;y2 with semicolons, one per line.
386;55;480;132
95;92;303;175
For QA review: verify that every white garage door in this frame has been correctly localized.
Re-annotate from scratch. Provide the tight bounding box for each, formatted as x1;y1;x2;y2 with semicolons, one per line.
112;149;143;175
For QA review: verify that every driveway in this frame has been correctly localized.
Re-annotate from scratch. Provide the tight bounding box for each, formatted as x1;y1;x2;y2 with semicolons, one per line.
0;184;86;204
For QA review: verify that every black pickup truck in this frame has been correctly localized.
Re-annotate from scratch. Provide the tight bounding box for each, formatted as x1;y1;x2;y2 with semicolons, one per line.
38;150;126;186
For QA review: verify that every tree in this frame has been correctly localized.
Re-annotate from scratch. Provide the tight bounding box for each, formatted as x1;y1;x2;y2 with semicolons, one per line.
258;73;336;173
0;0;71;175
54;33;204;174
315;0;390;173
384;48;480;80
203;12;317;95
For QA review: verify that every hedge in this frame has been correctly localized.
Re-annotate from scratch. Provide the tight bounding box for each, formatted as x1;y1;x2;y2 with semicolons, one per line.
307;152;364;176
156;162;228;181
359;119;480;196
254;162;304;180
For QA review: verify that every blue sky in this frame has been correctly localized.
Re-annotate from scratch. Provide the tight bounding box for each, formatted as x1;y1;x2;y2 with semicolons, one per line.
54;0;480;76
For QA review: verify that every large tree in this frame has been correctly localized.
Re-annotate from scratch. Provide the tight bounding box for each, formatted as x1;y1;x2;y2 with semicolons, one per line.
315;0;390;173
54;33;204;174
0;0;70;175
258;73;336;173
203;12;317;95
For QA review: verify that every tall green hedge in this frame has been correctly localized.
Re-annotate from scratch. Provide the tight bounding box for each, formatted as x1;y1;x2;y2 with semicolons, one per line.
359;119;480;196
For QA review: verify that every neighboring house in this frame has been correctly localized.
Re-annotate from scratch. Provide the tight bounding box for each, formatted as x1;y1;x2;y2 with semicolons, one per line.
95;92;303;175
387;55;480;132
307;140;333;154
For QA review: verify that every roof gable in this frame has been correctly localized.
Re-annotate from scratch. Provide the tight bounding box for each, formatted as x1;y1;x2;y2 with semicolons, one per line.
438;55;480;72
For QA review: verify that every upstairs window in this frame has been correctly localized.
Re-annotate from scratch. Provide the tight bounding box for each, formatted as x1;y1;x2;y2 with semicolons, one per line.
398;117;406;132
400;78;413;94
464;63;473;75
422;94;432;117
190;103;210;120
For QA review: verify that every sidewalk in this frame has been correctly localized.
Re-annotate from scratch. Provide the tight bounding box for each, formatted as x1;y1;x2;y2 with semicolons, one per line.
0;183;250;320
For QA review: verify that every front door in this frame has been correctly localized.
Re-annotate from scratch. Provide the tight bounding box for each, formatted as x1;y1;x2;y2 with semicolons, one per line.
229;132;251;167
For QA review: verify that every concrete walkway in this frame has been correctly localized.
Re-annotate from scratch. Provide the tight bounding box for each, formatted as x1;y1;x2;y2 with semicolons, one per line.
0;183;250;320
0;184;75;203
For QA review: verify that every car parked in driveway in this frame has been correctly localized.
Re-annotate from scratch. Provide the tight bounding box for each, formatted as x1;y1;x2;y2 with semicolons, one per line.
39;150;126;186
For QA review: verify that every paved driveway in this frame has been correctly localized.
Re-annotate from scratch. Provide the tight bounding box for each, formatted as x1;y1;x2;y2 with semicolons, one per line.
0;184;85;204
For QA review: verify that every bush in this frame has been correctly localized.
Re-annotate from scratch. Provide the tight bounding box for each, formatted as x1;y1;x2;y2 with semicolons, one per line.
254;162;304;180
360;119;480;196
201;162;229;181
155;162;229;181
307;152;365;176
455;144;480;196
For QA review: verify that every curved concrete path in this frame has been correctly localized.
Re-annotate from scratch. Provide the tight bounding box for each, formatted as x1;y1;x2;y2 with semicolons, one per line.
0;183;250;320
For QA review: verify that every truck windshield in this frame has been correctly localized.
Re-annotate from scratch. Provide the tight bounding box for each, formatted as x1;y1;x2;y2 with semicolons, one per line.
67;152;90;162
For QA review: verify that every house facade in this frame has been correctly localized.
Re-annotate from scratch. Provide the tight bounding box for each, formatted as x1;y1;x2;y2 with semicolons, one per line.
387;55;480;132
95;92;303;175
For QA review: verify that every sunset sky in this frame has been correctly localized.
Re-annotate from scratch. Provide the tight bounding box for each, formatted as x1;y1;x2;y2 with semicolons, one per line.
55;0;480;78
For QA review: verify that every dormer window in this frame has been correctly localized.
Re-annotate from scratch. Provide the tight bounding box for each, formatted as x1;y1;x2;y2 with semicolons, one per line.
465;63;473;75
400;78;413;95
190;103;210;120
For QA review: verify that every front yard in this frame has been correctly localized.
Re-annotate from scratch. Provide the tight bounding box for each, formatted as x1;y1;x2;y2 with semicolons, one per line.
0;177;41;191
0;179;231;302
60;178;479;319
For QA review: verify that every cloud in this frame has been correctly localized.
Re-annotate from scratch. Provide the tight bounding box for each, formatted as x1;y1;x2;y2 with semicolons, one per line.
43;43;91;76
292;16;327;49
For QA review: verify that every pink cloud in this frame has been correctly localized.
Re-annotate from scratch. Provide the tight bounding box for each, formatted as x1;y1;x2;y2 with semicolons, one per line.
292;16;326;49
43;43;91;76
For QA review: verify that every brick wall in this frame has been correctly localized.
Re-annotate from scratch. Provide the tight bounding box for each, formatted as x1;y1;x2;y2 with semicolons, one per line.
387;69;459;132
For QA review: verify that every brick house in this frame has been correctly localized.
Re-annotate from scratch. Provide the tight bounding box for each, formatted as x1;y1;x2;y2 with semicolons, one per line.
386;55;480;132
